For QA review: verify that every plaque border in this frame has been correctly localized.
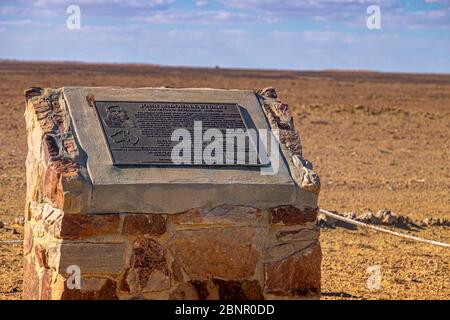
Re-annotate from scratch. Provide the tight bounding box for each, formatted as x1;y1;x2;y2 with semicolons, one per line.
93;100;267;167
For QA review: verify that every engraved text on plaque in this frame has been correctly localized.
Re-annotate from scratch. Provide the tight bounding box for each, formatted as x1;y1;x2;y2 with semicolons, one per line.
94;101;261;166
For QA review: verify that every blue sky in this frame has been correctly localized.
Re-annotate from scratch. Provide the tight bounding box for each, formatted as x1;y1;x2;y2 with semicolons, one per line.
0;0;449;73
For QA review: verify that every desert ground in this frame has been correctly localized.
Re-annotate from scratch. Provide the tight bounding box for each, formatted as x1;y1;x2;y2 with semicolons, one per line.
0;61;448;300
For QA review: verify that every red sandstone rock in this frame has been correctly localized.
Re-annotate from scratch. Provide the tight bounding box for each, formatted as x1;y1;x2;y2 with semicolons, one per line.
213;279;264;300
34;244;48;268
63;138;78;155
276;228;319;242
168;227;262;280
190;280;219;300
58;214;120;240
270;206;317;225
56;277;118;300
265;242;321;297
121;238;170;293
24;87;43;102
171;260;184;282
23;223;33;255
171;207;262;226
122;214;166;236
22;257;39;300
175;279;263;300
279;130;302;154
42;160;78;210
258;87;278;99
169;282;200;300
40;269;53;300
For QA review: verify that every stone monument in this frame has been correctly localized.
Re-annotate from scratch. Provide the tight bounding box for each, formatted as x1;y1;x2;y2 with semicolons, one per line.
23;86;321;300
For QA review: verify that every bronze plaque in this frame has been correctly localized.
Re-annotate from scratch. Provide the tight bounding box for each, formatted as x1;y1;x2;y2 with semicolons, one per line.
94;101;262;166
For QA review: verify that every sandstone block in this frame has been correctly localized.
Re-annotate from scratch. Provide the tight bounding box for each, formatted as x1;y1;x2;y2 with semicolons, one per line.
122;214;166;236
265;242;321;297
173;279;263;300
270;206;317;225
54;277;118;300
213;279;264;300
121;238;170;294
168;227;263;280
40;269;53;300
58;214;120;240
34;244;48;268
23;223;33;255
169;282;200;300
42;159;78;210
22;256;40;300
171;207;262;226
276;227;320;242
49;243;126;275
265;241;317;262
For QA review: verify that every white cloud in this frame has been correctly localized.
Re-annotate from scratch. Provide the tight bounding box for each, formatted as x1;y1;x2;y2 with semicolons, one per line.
220;0;398;14
424;0;449;3
195;0;209;6
218;0;450;28
131;10;279;24
0;19;54;27
0;0;174;17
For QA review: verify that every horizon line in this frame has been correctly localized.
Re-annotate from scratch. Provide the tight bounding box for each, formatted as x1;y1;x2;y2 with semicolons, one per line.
1;58;450;77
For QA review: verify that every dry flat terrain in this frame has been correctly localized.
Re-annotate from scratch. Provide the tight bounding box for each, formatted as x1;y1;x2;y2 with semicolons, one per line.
0;61;449;300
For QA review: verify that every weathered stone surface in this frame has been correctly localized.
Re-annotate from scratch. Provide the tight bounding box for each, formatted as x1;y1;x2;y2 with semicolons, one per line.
180;279;263;300
50;243;126;275
171;260;184;282
22;257;39;300
42;159;79;210
271;206;317;225
168;227;263;280
23;223;33;255
42;204;63;236
172;207;262;226
279;130;302;154
258;87;278;99
190;280;219;300
58;214;120;240
121;238;169;293
169;282;200;300
213;279;263;300
300;167;321;195
34;244;48;268
265;241;316;262
40;268;53;300
258;88;321;198
276;227;320;242
122;214;166;236
55;277;118;300
25;89;89;215
43;134;60;163
24;87;43;102
265;242;321;297
124;268;170;293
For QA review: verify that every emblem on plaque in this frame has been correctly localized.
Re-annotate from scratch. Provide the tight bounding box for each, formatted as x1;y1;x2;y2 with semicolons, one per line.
110;130;139;145
104;105;135;128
